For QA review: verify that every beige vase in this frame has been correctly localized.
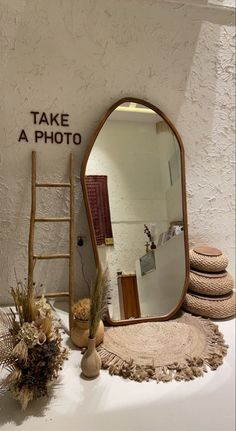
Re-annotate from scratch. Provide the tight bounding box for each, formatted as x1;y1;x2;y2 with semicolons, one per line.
81;337;102;379
70;319;104;348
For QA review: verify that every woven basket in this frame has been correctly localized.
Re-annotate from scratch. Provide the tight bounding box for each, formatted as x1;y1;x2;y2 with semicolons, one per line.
189;248;228;273
182;291;236;319
189;270;234;296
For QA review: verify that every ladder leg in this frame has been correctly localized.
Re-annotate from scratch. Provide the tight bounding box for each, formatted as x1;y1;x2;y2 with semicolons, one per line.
28;151;36;298
27;150;75;333
69;153;75;332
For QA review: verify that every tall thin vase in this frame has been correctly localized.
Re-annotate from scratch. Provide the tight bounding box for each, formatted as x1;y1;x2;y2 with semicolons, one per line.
80;337;101;379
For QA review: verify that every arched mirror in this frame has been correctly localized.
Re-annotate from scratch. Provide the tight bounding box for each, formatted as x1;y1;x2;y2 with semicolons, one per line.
81;98;189;325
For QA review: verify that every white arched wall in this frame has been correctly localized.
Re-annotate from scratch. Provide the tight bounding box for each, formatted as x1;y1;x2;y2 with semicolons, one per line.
0;0;235;304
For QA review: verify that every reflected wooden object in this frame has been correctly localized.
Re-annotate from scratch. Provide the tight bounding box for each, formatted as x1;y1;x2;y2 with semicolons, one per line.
118;274;141;319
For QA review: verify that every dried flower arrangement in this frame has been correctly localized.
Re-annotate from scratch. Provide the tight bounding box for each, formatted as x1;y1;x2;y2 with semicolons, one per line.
72;298;91;321
0;280;68;410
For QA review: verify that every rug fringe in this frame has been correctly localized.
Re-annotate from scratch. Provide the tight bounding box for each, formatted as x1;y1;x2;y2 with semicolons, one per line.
97;314;228;383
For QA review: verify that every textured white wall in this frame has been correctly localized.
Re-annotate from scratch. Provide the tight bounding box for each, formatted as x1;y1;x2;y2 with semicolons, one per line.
86;119;172;318
0;0;235;304
86;119;181;284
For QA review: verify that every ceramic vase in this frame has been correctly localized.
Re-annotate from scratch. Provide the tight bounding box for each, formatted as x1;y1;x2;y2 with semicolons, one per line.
71;319;104;348
80;337;102;379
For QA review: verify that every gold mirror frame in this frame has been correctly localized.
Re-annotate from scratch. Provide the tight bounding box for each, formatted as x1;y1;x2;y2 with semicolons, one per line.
81;97;189;325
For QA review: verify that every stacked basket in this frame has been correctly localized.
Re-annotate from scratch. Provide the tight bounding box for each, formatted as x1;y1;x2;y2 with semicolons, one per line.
183;246;236;319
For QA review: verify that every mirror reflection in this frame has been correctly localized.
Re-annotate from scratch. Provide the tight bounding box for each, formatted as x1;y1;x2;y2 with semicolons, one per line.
85;101;186;321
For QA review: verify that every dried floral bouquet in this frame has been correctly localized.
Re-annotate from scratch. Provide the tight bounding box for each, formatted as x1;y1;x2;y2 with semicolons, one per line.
0;281;68;410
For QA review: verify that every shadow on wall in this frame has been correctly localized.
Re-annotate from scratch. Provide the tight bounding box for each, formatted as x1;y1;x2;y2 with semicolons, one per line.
175;9;235;268
85;2;235;124
78;6;235;287
76;200;97;300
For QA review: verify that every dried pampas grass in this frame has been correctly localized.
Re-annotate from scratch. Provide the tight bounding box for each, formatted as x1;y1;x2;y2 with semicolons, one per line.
89;266;108;339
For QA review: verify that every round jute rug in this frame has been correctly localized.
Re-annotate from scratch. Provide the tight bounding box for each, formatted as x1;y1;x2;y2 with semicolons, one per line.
97;312;228;383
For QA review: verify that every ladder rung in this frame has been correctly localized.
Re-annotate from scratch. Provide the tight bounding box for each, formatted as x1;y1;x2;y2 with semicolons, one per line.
34;254;70;260
36;182;71;187
35;217;71;222
36;292;69;298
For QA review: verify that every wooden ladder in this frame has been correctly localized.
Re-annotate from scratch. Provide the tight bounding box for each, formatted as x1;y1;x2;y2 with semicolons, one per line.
28;150;75;331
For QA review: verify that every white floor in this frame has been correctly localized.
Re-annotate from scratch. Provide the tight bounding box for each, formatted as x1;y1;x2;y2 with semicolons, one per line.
0;306;235;431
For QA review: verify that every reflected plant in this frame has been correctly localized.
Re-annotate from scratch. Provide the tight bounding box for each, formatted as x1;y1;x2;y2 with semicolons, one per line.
144;224;156;250
144;224;152;243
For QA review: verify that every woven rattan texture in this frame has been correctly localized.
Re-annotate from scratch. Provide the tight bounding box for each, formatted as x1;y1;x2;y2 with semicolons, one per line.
189;249;228;273
97;312;228;382
189;271;234;296
183;292;236;319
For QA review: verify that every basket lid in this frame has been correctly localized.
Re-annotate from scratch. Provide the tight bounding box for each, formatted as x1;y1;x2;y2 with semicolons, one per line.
193;246;222;257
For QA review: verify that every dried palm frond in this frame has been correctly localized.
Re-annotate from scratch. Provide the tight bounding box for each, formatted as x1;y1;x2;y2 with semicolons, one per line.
0;364;22;395
0;308;20;339
100;267;112;320
0;375;10;395
0;310;15;368
89;266;105;339
0;338;15;368
12;385;34;411
0;309;14;335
